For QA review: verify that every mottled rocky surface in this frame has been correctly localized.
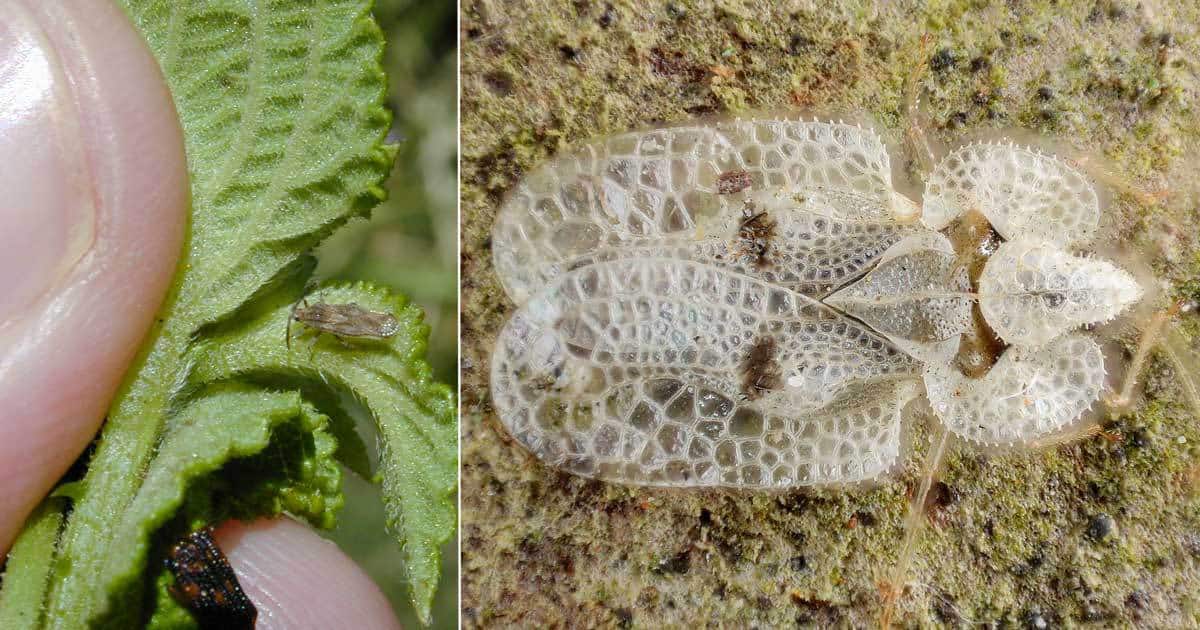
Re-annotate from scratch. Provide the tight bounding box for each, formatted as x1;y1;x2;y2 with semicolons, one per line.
460;1;1200;626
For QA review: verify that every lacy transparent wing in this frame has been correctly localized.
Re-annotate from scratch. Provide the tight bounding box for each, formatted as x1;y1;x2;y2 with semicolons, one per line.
491;258;923;487
923;333;1107;445
492;119;905;303
922;142;1100;247
511;191;922;300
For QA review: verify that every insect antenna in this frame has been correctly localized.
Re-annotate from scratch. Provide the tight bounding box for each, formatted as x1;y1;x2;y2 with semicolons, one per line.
1069;154;1171;208
903;33;937;179
286;282;318;351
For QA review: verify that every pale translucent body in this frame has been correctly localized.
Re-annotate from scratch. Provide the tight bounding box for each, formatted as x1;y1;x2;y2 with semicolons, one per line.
490;117;1143;488
979;239;1142;348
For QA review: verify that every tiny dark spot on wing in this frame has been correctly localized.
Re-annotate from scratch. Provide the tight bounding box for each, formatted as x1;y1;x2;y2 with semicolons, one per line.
735;204;777;269
740;336;781;400
716;169;752;194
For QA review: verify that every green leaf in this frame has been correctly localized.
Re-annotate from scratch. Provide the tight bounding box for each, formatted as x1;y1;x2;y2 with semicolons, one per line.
191;281;457;622
139;0;398;326
91;386;341;628
0;0;455;627
140;394;342;629
0;500;67;630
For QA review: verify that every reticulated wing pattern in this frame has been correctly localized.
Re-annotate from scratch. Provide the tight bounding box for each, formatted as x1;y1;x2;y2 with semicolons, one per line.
826;232;972;345
979;239;1143;348
491;258;922;487
922;143;1100;247
535;191;921;299
492;119;900;303
923;333;1106;445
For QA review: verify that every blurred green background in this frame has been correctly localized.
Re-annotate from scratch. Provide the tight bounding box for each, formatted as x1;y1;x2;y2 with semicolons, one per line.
315;0;457;627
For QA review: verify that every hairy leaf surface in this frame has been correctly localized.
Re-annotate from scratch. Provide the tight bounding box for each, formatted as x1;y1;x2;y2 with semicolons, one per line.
193;281;457;622
0;0;455;627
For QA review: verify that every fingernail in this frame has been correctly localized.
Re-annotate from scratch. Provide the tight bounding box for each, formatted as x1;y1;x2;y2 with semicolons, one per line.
0;2;97;326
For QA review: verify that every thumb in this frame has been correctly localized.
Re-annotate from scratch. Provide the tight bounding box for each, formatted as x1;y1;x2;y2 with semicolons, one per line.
214;518;404;630
0;0;187;552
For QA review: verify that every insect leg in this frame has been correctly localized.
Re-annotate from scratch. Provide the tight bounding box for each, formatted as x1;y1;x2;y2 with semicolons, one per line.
879;422;951;630
1025;423;1106;449
1106;300;1183;413
307;333;319;362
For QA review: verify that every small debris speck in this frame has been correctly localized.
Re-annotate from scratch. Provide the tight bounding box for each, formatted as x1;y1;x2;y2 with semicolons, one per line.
1125;589;1150;613
930;48;956;72
598;4;615;28
788;34;814;55
1086;513;1116;541
655;550;691;574
1082;603;1108;621
559;44;580;62
1182;533;1200;557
